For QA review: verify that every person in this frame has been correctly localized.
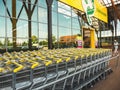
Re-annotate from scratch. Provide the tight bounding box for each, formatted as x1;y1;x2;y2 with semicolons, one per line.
114;40;119;55
75;34;83;48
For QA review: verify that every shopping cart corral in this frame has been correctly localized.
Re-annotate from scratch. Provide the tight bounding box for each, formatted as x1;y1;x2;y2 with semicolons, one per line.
0;48;116;90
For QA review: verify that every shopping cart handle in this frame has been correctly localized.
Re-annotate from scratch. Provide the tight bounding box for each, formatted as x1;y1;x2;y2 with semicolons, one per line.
0;67;4;73
66;57;70;62
75;56;78;60
13;65;23;73
56;59;62;64
45;61;52;66
13;61;23;73
81;55;84;58
31;62;39;69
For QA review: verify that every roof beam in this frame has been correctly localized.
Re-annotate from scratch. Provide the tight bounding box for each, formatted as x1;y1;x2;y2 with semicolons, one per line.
111;0;120;19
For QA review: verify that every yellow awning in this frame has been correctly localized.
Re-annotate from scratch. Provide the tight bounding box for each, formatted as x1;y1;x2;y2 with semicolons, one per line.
59;0;84;12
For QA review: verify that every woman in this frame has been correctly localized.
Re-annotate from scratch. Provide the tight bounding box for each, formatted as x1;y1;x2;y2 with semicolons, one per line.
114;40;119;55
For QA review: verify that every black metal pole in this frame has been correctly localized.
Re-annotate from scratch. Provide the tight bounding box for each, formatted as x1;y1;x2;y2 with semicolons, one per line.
46;0;53;49
112;30;114;49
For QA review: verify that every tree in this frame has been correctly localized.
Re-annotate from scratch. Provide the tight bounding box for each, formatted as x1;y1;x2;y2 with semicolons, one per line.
32;35;38;44
22;41;28;46
52;35;56;43
39;40;48;46
46;35;56;43
0;41;3;46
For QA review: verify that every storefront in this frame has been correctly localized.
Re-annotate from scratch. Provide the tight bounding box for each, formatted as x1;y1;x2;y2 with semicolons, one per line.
0;0;86;51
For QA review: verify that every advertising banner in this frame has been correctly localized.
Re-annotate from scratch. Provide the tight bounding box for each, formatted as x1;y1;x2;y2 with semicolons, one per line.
59;0;108;23
94;0;108;23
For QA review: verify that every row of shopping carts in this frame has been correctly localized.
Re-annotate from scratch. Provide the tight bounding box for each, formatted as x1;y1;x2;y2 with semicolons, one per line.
0;48;112;90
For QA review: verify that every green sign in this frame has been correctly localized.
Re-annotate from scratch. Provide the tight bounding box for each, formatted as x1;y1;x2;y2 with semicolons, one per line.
82;0;95;25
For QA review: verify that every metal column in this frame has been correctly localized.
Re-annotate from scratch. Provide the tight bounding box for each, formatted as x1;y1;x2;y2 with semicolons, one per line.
46;0;53;49
12;0;17;48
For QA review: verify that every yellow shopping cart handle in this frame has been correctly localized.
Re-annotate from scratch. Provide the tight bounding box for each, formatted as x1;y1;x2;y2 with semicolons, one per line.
0;68;4;73
56;59;62;64
31;62;39;69
75;56;79;60
66;57;71;62
12;61;24;73
45;61;52;66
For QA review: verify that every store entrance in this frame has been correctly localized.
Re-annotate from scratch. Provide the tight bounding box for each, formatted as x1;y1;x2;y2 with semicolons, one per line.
82;27;96;48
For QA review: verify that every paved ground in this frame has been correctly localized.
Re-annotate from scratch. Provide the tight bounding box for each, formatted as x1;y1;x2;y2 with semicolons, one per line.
88;51;120;90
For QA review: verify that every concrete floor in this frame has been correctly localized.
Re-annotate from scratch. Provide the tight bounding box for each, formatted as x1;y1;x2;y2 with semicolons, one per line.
88;52;120;90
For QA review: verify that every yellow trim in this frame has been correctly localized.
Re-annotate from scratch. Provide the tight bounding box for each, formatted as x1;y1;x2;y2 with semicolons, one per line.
90;29;95;48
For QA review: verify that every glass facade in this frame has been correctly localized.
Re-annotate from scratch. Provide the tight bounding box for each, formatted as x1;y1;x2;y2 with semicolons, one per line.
0;0;82;51
98;19;120;46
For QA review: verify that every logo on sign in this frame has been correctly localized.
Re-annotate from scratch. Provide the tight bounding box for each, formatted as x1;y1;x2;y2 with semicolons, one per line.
82;0;95;25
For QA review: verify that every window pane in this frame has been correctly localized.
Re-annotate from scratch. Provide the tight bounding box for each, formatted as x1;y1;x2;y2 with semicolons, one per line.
39;0;47;8
18;1;28;20
59;27;72;48
31;5;37;22
32;22;38;37
58;13;71;28
73;29;80;35
0;17;5;37
0;0;5;16
17;20;28;38
52;0;58;11
39;23;48;39
7;18;12;37
72;18;80;29
38;7;47;23
52;11;57;25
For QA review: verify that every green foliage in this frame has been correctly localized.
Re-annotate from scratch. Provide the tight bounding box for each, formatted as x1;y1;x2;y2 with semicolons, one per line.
0;41;3;46
52;35;56;43
22;41;28;46
39;40;48;46
32;35;38;44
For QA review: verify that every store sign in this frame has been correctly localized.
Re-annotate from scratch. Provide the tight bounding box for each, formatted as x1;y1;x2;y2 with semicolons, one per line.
94;0;108;23
82;0;95;25
59;0;108;23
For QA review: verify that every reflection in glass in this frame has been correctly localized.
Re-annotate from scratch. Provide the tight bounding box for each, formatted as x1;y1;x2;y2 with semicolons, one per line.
39;0;47;8
17;20;28;38
0;0;5;16
52;0;58;11
38;7;47;23
52;11;57;25
72;18;81;29
39;23;48;39
0;0;84;50
7;18;12;37
0;17;5;37
58;13;71;28
17;38;28;49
